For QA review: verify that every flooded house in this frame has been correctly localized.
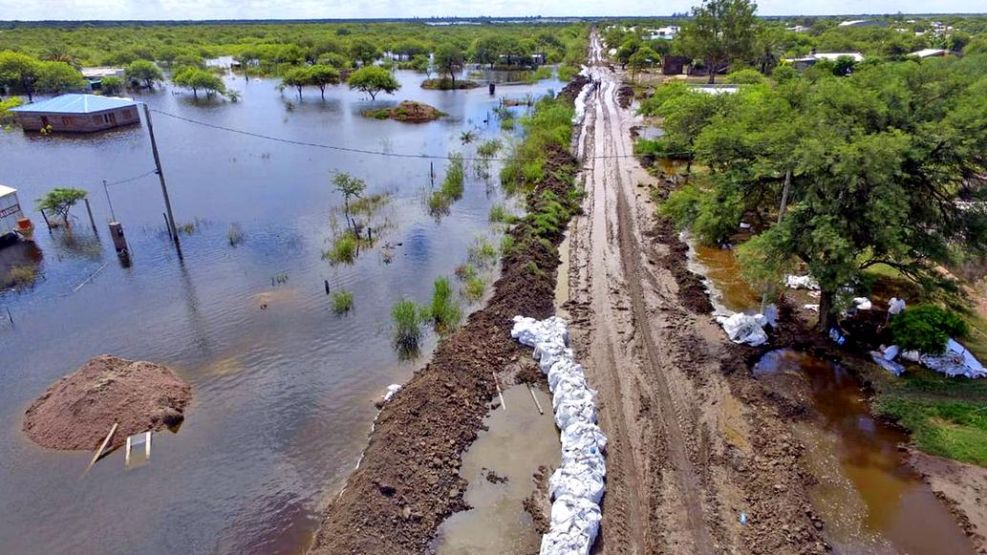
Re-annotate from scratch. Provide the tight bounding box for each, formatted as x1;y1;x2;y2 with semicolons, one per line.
81;67;125;90
10;94;140;133
0;185;28;247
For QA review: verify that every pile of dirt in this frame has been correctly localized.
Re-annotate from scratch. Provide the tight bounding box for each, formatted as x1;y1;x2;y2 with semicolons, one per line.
617;83;634;108
308;146;579;553
22;355;191;451
363;101;444;123
558;74;591;104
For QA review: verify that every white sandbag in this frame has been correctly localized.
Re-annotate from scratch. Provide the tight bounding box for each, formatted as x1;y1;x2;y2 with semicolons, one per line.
549;461;606;504
535;341;573;373
560;421;608;454
383;384;402;402
540;495;602;555
870;351;905;376
883;345;899;361
785;275;819;290
921;339;987;379
511;315;569;348
548;359;585;392
853;297;872;310
902;350;921;362
553;374;591;406
716;312;768;347
888;297;907;315
555;393;598;430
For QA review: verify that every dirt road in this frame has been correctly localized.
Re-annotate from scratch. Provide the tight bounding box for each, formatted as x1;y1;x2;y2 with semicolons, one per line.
561;32;828;554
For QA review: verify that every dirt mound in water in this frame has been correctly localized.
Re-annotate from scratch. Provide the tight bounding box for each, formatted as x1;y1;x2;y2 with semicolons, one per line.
309;143;578;555
363;101;444;123
23;355;191;451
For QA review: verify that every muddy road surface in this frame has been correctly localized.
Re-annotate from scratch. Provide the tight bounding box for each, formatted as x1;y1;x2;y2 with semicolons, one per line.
560;33;828;555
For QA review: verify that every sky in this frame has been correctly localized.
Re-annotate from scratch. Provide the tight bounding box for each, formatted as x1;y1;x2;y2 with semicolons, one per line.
0;0;982;20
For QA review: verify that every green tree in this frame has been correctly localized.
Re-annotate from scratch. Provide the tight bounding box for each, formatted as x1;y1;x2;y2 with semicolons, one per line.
36;187;87;228
282;66;312;98
35;61;85;94
308;64;340;99
0;51;41;101
628;46;659;80
99;76;124;95
332;171;366;229
434;43;465;87
678;0;759;84
470;35;504;67
172;67;226;99
124;60;164;88
346;66;399;101
349;38;380;66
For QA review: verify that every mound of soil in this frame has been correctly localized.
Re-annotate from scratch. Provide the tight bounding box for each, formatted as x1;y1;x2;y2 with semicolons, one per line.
558;74;591;104
421;79;481;90
363;101;443;123
309;145;579;552
617;83;634;108
23;355;191;451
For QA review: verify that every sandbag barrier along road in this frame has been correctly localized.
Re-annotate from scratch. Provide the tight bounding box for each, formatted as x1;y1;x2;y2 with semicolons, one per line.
512;316;608;555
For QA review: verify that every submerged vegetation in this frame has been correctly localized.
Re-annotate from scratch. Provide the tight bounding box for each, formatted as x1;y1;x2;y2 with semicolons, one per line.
331;289;355;315
428;277;462;333
427;153;466;216
392;299;425;350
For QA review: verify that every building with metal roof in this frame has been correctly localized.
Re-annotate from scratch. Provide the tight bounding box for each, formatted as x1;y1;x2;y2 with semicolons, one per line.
10;94;140;133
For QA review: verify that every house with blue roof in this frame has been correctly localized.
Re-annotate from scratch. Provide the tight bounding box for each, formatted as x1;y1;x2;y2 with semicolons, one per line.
10;94;140;133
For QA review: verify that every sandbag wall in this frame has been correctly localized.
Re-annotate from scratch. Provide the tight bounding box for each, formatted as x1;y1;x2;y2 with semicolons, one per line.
511;316;607;555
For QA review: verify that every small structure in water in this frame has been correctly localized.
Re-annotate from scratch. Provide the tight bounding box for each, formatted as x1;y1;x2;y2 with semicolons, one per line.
0;185;30;247
10;94;140;133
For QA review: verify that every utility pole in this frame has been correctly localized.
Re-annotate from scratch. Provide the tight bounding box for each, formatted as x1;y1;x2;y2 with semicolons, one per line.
102;179;117;222
142;103;182;258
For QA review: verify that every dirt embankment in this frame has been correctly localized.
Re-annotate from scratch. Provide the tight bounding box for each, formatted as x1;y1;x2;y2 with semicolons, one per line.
363;101;444;123
23;355;191;451
308;144;579;554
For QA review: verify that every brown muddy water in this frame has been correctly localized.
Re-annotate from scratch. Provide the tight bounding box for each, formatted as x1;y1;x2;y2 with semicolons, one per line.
431;385;559;555
693;242;974;553
0;69;562;554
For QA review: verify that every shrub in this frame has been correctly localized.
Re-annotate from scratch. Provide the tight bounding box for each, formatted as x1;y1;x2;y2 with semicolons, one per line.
4;265;37;288
890;305;969;354
463;276;485;302
324;232;358;264
331;289;354;314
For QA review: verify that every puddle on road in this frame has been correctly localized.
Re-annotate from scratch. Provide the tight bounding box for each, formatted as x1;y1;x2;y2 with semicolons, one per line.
754;350;974;555
431;385;559;555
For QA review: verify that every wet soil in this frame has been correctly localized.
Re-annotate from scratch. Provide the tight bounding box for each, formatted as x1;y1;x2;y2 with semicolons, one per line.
308;143;580;554
22;355;191;451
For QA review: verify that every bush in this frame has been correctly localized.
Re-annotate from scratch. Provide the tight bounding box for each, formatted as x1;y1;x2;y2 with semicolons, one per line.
331;289;354;314
725;68;765;84
890;305;969;354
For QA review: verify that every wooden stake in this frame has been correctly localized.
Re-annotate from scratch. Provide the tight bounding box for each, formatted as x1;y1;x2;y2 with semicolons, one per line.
83;422;117;476
39;208;52;231
145;431;151;460
84;197;98;236
124;435;132;467
528;384;544;415
492;372;506;411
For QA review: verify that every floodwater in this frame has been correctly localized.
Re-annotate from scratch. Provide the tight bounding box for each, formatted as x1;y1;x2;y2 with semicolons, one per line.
431;385;559;555
0;68;562;555
694;242;973;554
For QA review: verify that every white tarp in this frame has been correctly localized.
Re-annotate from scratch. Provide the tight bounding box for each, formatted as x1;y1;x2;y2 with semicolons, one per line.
785;275;819;290
921;339;987;379
888;297;907;315
383;384;402;402
716;312;769;347
511;315;607;555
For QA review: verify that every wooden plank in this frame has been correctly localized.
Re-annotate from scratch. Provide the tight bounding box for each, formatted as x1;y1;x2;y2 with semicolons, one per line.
125;435;132;467
82;422;118;477
492;372;506;411
528;385;545;415
145;432;151;460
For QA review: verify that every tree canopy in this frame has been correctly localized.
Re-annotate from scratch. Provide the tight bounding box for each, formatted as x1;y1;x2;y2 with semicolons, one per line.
434;43;465;87
124;59;163;88
346;66;400;101
36;187;87;227
678;0;759;84
172;67;226;98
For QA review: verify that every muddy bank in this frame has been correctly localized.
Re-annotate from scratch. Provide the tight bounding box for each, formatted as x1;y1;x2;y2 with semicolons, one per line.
22;355;191;451
309;141;579;554
363;101;444;123
909;448;987;551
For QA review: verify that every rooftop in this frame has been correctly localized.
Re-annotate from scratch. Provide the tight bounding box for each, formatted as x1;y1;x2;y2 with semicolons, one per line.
10;94;137;115
909;48;948;58
0;185;17;197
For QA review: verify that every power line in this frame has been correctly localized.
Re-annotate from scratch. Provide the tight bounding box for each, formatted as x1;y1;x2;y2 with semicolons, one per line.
103;169;159;187
148;108;684;161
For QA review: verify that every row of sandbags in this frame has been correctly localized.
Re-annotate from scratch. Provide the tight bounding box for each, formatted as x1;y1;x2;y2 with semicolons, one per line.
511;316;607;555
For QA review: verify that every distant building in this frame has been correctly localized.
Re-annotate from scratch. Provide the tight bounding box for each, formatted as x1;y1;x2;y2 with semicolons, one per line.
909;48;948;59
783;51;864;70
787;25;811;33
0;185;26;247
10;94;140;133
838;19;884;28
80;67;124;90
647;26;680;40
662;55;691;75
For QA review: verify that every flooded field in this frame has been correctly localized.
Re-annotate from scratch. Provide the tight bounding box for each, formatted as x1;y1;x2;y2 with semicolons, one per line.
0;69;562;554
693;239;973;553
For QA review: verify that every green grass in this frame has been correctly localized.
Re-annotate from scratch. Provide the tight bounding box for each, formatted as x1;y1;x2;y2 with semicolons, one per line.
877;397;987;466
463;275;485;302
393;299;425;348
488;203;512;223
331;289;354;314
500;234;516;256
428;153;466;215
324;232;359;265
428;276;462;333
468;237;499;267
476;139;502;159
454;263;477;281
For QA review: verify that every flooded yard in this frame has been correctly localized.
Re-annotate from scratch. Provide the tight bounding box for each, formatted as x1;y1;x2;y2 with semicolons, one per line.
0;69;561;554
